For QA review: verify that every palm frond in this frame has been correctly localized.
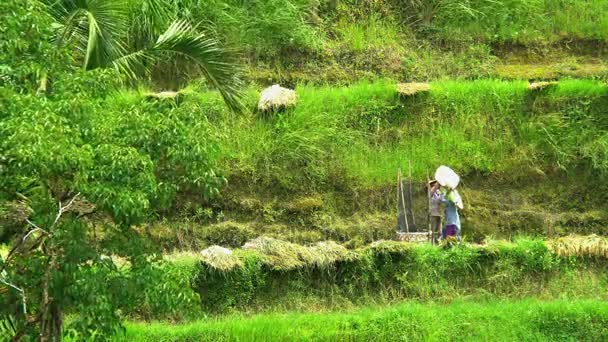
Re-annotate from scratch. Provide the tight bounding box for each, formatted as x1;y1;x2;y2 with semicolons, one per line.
43;2;244;111
111;49;154;80
44;0;128;70
154;20;244;111
116;20;244;111
127;0;175;47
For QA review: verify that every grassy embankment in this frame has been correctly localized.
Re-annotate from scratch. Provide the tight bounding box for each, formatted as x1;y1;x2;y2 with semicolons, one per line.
121;299;608;341
116;236;608;322
4;79;607;246
186;0;608;84
189;237;608;314
139;78;608;249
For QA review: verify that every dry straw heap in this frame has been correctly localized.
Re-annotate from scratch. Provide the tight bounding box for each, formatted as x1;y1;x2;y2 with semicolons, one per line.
243;237;350;271
547;234;608;258
257;84;298;112
528;81;559;91
396;82;431;97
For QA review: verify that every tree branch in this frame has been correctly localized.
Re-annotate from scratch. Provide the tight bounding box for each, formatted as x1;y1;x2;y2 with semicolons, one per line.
51;192;80;228
0;278;27;315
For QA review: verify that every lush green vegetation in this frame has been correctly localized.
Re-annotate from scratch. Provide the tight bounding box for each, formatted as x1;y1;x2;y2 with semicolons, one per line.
119;79;608;244
192;237;608;313
2;0;608;340
167;0;608;83
0;0;245;339
5;79;608;246
121;299;608;341
3;75;608;337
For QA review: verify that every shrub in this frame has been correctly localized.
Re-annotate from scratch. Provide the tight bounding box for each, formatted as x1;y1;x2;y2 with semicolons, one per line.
192;251;265;311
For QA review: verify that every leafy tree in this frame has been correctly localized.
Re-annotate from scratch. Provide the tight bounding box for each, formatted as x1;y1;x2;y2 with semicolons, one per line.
0;90;159;340
0;0;71;94
0;76;227;339
0;1;237;340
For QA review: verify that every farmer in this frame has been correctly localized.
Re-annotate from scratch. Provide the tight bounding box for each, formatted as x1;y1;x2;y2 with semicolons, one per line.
428;180;442;243
440;188;463;242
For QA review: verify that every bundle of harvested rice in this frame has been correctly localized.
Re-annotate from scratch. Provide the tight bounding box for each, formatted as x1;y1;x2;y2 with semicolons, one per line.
200;245;242;271
368;240;412;254
243;236;313;271
396;82;430;96
528;81;558;91
548;235;608;258
308;241;350;267
257;85;298;112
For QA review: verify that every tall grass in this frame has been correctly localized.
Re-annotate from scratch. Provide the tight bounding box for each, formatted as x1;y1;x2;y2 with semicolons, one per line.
227;79;608;188
385;0;608;43
545;0;608;41
121;299;608;341
334;14;404;52
175;0;324;57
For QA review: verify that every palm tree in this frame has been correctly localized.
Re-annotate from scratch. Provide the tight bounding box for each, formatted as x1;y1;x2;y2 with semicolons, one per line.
43;0;243;111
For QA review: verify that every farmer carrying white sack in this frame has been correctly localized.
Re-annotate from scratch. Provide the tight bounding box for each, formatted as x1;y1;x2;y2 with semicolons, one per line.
434;166;464;242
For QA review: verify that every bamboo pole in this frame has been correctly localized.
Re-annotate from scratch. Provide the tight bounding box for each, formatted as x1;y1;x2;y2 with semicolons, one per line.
427;171;433;244
396;167;400;225
408;160;415;227
399;168;410;234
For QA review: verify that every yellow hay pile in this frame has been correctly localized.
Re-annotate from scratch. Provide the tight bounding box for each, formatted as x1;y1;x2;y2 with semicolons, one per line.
200;245;242;271
243;237;312;270
548;235;608;258
396;82;431;96
241;237;350;270
257;85;298;112
528;81;558;91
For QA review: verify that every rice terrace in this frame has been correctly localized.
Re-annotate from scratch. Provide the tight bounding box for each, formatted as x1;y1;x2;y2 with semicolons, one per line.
2;0;608;341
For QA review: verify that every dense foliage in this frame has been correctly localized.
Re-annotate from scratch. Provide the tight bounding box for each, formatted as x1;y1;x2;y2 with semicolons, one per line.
1;0;608;339
0;0;238;340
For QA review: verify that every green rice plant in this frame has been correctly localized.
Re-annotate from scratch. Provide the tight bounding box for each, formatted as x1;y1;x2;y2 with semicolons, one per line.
334;14;404;53
119;299;608;341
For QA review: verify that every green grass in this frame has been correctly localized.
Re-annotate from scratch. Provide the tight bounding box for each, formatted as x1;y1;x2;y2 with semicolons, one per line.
217;79;607;188
119;79;608;240
171;0;608;56
121;299;608;341
546;0;608;41
387;0;608;44
334;14;404;53
176;0;324;57
190;238;608;314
